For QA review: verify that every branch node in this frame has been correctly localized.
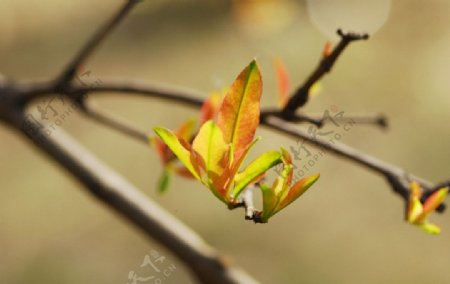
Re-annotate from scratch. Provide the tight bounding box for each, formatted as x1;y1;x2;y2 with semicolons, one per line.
376;114;388;129
282;29;370;116
337;29;370;41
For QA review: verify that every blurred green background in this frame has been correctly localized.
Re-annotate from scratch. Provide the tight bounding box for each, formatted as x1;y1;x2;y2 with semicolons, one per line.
1;1;450;283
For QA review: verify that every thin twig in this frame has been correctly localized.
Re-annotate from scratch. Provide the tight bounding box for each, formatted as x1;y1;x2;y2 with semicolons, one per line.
242;187;258;220
228;186;263;223
261;109;323;127
262;116;439;205
282;29;369;117
81;99;149;143
311;113;388;129
56;0;141;87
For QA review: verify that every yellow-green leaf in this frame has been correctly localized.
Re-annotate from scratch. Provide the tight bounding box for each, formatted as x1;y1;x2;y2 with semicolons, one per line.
260;163;292;222
418;222;441;235
218;60;262;161
153;127;200;180
408;181;424;223
408;198;423;224
260;183;277;223
232;150;282;199
191;121;229;190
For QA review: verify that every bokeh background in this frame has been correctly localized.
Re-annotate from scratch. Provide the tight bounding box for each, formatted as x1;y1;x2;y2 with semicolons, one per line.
1;1;450;283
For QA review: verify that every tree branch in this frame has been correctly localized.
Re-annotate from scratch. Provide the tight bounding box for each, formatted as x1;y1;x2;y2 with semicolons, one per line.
281;29;369;117
9;108;259;284
80;98;149;143
310;113;388;129
16;78;443;212
261;108;323;127
262;109;388;129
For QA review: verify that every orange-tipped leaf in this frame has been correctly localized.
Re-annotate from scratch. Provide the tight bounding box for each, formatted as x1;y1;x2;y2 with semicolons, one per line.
416;187;449;223
322;41;333;58
274;57;290;107
218;60;262;161
200;92;223;124
278;173;320;212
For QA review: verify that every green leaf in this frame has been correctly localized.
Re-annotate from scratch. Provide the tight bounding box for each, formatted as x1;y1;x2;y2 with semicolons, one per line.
218;60;262;161
408;198;423;224
158;169;170;193
153;127;200;180
418;222;441;235
232;150;282;199
259;163;292;223
259;183;275;223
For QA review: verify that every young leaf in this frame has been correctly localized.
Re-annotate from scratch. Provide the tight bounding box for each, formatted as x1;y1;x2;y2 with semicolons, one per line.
278;173;320;211
218;60;262;161
219;137;261;198
232;150;283;199
200;91;224;124
153;60;321;216
274;57;290;107
322;41;332;58
421;187;449;218
260;164;292;222
260;183;278;223
419;222;441;235
158;169;171;193
258;148;320;222
408;198;423;224
408;181;423;223
176;117;197;142
150;117;197;191
191;120;229;191
407;181;448;234
153;127;200;180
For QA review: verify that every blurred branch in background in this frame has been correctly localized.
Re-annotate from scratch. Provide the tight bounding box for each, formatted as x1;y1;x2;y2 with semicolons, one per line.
1;0;449;283
0;1;258;283
56;0;141;87
17;110;259;284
